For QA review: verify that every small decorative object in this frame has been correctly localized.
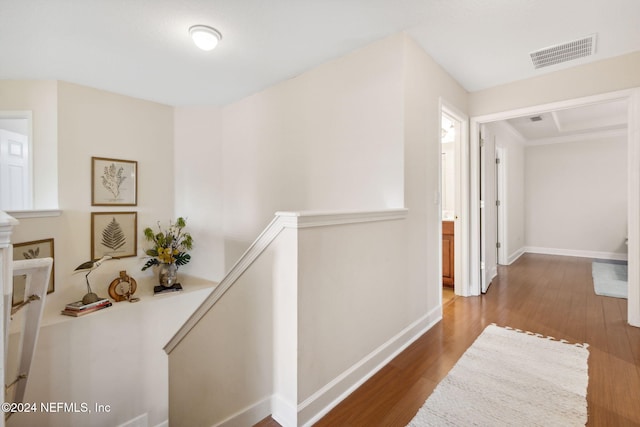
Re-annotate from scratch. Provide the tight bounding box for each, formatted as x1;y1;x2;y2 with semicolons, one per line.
92;156;137;206
61;297;112;317
12;238;55;306
74;255;113;304
142;217;193;288
108;270;139;302
91;211;137;260
153;283;183;296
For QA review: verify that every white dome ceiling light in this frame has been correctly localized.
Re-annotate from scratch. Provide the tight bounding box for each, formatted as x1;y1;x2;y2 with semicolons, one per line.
189;25;222;51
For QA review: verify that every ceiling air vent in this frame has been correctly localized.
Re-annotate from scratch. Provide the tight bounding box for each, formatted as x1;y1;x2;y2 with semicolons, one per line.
530;34;597;69
529;116;543;122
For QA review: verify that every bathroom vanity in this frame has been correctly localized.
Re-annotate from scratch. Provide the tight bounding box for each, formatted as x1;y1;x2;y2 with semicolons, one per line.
442;220;454;287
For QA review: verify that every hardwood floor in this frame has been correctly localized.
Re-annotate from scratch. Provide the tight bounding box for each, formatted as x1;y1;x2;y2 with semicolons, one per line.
442;286;455;305
256;254;640;426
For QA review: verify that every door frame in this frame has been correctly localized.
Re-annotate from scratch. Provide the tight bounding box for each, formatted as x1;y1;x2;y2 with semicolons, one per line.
469;88;640;327
439;99;469;297
495;145;507;265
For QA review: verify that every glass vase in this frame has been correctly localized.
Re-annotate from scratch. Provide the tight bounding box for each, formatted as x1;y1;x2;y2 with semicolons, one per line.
158;263;178;287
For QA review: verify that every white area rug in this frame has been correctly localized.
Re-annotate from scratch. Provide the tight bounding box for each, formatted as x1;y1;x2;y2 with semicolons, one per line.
408;324;589;427
592;261;628;299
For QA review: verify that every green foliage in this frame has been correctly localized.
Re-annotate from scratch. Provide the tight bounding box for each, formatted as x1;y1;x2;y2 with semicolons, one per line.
142;258;160;271
141;217;193;271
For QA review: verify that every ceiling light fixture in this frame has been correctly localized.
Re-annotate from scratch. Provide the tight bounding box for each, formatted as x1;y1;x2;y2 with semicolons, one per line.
189;25;222;51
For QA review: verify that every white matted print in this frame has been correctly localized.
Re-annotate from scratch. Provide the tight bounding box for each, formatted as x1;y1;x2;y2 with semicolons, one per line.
91;212;137;260
92;157;137;206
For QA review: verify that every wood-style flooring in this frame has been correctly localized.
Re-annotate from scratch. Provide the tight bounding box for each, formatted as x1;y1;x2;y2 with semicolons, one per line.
256;254;640;426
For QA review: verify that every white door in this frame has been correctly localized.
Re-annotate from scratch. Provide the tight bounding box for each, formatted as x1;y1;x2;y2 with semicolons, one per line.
0;129;30;210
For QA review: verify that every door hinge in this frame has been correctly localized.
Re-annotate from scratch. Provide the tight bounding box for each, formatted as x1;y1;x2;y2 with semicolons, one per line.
496;242;501;249
496;200;501;207
496;158;501;164
480;138;485;147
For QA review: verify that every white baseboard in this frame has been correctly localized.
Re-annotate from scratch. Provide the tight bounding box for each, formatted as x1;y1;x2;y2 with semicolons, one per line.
216;396;272;427
489;266;498;282
272;393;297;427
507;248;525;265
298;306;442;427
524;246;628;261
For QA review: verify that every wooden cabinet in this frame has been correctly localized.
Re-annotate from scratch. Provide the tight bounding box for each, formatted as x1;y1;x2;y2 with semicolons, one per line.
442;221;454;287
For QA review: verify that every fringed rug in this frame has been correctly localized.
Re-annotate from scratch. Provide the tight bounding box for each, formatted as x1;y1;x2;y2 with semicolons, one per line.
408;324;589;427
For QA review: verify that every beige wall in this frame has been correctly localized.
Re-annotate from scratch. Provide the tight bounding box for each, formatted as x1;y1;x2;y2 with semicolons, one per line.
170;33;470;425
469;51;640;116
7;30;472;426
173;106;225;280
8;81;174;315
48;81;174;310
176;34;407;277
7;81;178;427
525;136;627;256
403;34;468;310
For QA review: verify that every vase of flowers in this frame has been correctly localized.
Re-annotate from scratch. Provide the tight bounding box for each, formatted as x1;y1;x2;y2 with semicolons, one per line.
142;217;193;287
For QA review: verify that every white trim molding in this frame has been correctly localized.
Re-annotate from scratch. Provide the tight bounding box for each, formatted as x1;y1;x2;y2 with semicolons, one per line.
523;246;628;261
0;211;19;246
507;248;525;265
276;208;408;229
298;306;441;427
470;88;640;329
5;209;61;219
627;88;640;327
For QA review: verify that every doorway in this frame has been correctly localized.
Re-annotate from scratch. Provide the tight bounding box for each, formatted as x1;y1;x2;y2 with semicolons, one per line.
469;88;640;327
440;100;468;302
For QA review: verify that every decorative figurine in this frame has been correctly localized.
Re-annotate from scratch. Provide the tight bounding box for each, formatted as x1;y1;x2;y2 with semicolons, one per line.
108;270;139;302
74;255;113;304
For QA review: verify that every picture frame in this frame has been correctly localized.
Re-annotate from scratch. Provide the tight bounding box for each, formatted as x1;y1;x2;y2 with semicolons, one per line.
12;238;55;307
91;157;137;206
91;212;137;260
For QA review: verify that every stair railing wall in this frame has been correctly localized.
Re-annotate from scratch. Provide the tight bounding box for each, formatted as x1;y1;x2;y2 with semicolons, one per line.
166;209;416;427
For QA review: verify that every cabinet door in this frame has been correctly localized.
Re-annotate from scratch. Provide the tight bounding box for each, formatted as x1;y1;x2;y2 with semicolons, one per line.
442;221;454;286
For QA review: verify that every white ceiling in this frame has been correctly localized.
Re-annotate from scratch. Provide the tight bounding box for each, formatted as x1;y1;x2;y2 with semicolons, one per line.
1;0;639;106
505;100;628;144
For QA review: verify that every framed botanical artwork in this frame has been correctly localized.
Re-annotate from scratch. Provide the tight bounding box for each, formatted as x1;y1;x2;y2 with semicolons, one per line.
91;212;137;260
91;157;137;206
12;238;55;306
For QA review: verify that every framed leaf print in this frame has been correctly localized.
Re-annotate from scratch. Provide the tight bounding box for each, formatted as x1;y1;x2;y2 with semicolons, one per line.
91;212;137;260
12;238;55;306
92;157;137;206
